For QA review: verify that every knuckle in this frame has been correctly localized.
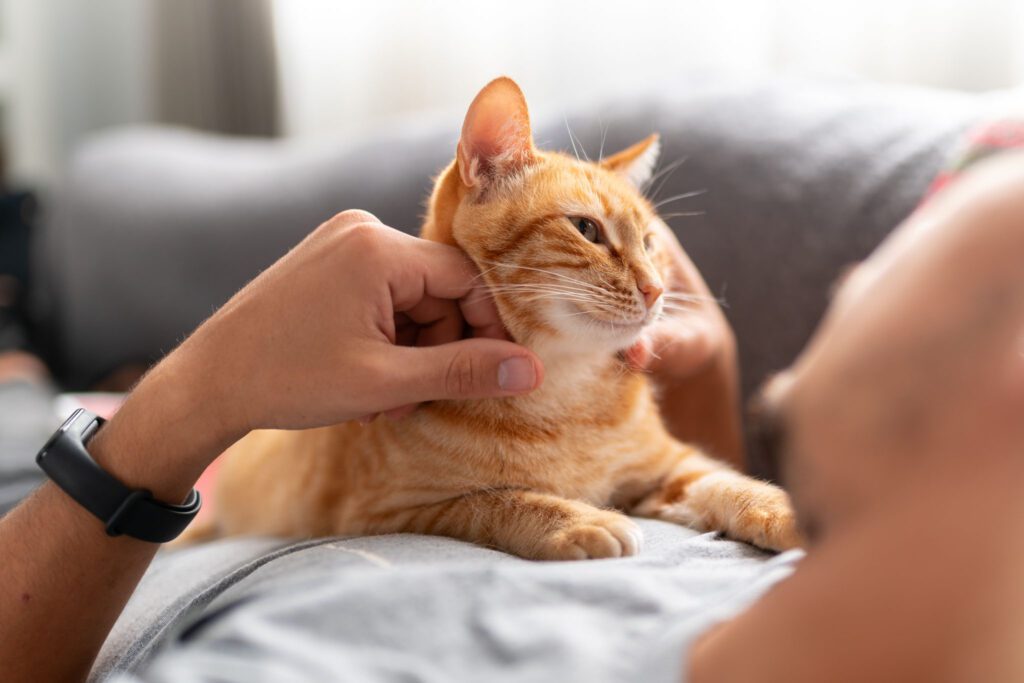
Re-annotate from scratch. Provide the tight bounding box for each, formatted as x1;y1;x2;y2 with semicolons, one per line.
345;220;380;243
317;210;383;244
332;208;381;228
444;350;477;396
331;220;386;256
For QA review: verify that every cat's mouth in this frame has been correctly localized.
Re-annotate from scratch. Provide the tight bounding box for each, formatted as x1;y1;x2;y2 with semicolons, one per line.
594;317;646;331
570;304;650;334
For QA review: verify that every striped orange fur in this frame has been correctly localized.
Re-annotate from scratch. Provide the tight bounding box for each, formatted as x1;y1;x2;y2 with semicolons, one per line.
194;78;802;559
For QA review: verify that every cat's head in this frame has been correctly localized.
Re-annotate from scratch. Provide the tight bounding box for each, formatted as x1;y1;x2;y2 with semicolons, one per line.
423;77;672;358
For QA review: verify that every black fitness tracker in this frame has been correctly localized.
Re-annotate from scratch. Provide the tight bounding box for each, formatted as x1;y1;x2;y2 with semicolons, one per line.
35;409;201;543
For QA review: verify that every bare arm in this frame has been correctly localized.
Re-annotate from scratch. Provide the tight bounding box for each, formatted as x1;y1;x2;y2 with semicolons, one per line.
690;153;1024;681
654;340;742;468
3;353;236;682
0;210;544;682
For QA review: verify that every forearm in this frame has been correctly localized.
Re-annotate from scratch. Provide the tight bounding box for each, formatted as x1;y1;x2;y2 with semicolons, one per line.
0;345;241;682
657;340;744;470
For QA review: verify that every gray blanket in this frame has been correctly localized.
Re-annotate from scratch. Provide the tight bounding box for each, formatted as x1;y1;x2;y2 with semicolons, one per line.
2;380;800;683
103;525;800;683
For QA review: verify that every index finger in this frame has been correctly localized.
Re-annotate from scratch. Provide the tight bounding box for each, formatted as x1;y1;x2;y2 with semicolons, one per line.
651;220;715;301
391;235;506;333
410;238;485;300
459;284;509;340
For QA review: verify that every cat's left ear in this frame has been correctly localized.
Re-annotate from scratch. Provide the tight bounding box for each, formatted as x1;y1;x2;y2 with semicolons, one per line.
600;133;660;189
457;77;536;189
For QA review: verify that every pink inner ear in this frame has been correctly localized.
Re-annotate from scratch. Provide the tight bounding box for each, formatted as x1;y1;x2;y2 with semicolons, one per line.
458;78;534;188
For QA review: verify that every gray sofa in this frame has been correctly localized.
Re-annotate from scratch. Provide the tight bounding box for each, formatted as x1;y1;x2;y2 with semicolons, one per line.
2;74;989;681
32;74;982;467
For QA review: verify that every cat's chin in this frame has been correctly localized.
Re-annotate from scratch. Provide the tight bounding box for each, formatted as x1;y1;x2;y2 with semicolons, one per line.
571;306;651;341
539;315;649;358
511;302;657;360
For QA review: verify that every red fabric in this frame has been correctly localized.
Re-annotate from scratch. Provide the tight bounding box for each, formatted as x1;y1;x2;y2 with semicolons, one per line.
921;118;1024;205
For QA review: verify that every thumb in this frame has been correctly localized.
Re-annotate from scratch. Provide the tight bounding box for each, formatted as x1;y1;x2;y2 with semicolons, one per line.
389;339;544;403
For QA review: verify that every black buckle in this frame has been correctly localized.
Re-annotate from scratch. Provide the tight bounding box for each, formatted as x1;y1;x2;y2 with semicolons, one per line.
105;489;154;537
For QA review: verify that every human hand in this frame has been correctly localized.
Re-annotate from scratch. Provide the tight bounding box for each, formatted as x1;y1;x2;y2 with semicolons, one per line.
622;221;744;466
182;210;544;433
624;221;735;378
779;153;1024;535
0;210;546;683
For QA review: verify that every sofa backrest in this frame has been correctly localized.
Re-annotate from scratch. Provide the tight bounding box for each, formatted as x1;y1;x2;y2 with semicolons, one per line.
32;74;981;471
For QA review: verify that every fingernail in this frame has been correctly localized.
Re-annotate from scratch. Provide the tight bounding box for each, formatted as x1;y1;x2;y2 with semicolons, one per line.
498;356;536;392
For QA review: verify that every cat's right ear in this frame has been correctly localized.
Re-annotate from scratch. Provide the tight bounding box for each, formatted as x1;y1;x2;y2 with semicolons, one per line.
457;77;536;189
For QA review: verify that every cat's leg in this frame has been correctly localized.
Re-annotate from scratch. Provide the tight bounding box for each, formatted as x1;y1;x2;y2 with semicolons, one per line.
631;448;803;551
372;489;643;561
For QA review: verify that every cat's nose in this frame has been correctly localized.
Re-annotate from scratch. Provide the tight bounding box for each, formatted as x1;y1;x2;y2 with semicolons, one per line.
639;283;663;309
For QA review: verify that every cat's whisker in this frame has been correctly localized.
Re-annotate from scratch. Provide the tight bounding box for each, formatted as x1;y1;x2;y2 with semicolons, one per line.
486;284;617;306
569;117;591;162
658;211;706;221
430;264;506;298
548;296;639;321
659;305;698;315
468;264;504;283
485;284;596;295
644;155;689;200
563;116;583;162
597;120;609;163
553;307;622;320
659;307;707;317
478;260;609;295
587;269;617;293
663;290;724;305
653;189;707;210
521;295;608;307
660;295;699;305
663;295;720;306
485;281;605;295
485;285;611;302
658;306;708;320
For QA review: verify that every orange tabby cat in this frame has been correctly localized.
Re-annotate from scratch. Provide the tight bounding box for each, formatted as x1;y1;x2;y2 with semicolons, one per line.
195;77;801;559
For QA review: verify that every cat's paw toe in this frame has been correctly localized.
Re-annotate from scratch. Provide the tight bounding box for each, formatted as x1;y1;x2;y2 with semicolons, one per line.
539;513;643;560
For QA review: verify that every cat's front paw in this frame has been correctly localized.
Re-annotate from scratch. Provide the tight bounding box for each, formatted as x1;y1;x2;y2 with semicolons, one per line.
733;484;803;552
534;510;643;561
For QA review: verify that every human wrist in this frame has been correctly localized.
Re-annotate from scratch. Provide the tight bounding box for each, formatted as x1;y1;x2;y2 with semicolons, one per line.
85;347;245;503
656;335;744;468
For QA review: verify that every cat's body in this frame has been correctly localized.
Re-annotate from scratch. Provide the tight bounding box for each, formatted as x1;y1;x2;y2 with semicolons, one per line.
196;78;801;559
217;358;676;557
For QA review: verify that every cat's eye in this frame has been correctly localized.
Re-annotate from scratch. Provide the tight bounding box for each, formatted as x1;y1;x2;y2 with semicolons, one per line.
572;217;601;244
643;233;654;251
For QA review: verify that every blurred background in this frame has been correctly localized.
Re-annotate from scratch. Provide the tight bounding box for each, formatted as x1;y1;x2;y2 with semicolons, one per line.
0;0;1017;474
1;0;1023;188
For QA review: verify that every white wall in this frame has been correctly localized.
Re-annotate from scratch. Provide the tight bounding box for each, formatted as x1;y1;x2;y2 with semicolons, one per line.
272;0;1024;142
4;0;1024;186
2;0;154;187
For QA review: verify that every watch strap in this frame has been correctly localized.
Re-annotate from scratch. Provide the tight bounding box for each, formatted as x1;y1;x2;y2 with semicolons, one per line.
36;409;201;543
